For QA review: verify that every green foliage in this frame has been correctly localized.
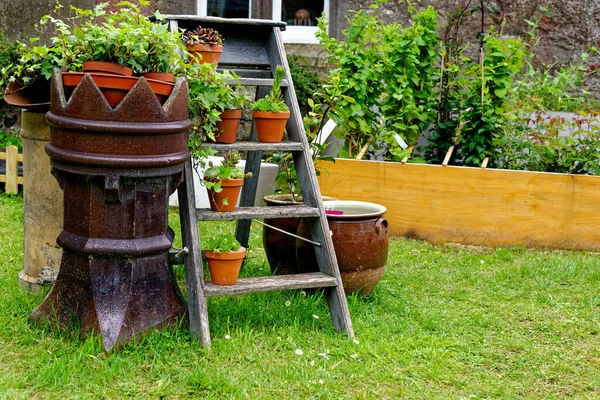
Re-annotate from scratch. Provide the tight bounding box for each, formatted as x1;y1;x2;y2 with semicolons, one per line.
0;34;24;97
187;62;247;145
378;7;439;161
1;1;185;88
183;26;223;46
317;2;439;160
0;131;22;151
457;33;526;167
203;151;251;191
252;65;290;112
204;232;242;253
287;55;322;116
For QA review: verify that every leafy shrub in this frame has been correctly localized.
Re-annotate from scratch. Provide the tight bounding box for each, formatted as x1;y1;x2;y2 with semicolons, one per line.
287;54;322;116
204;233;242;253
0;131;22;151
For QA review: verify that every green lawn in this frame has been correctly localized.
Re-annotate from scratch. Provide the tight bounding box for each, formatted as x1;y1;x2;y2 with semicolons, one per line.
1;193;599;399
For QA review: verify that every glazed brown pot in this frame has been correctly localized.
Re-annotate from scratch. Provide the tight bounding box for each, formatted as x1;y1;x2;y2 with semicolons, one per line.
296;201;389;295
252;111;290;143
214;109;242;144
142;72;175;83
83;61;133;76
206;247;246;285
187;43;224;66
262;194;335;275
62;72;175;107
207;178;244;212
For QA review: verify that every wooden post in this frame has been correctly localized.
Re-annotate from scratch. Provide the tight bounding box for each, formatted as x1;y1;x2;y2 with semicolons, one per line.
5;145;19;194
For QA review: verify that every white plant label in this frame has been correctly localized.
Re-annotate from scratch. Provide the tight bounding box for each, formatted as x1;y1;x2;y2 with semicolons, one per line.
394;134;408;149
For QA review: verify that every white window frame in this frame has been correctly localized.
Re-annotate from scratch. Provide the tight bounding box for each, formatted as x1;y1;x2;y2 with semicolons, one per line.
272;0;329;44
197;0;253;18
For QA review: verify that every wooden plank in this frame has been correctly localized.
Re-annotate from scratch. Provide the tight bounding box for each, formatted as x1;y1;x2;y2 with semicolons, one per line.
204;272;338;296
228;78;290;87
318;158;600;251
5;145;19;194
202;140;302;152
0;151;6;160
17;153;23;162
178;159;211;347
442;145;454;166
197;205;320;221
163;15;287;29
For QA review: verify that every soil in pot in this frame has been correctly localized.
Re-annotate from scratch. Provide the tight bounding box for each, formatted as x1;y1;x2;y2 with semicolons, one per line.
207;178;244;212
252;111;290;143
187;44;224;67
213;109;242;144
206;247;246;285
296;200;389;295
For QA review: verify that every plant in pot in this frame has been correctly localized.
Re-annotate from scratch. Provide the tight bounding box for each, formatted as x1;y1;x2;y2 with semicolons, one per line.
252;65;291;143
183;26;224;67
187;62;247;144
204;232;246;285
203;150;251;212
52;1;186;106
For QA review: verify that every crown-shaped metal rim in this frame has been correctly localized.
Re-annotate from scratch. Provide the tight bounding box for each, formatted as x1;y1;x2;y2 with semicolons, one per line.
50;69;189;123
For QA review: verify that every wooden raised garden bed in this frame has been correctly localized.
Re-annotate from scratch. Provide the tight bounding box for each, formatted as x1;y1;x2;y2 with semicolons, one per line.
318;158;600;251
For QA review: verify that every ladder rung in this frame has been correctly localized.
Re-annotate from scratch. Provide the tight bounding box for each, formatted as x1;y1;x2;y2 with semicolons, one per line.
227;78;290;87
196;205;320;221
201;141;304;152
204;272;338;296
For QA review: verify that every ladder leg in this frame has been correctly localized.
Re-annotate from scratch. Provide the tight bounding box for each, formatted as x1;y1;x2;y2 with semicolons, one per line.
178;159;211;347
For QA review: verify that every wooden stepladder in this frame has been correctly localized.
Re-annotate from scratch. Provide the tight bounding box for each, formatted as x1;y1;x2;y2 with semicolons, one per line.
166;16;353;347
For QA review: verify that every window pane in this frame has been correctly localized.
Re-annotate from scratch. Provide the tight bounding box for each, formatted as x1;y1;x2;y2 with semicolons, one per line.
207;0;250;18
281;0;324;26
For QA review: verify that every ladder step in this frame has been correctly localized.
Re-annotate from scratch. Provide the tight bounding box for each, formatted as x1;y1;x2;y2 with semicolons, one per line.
228;78;290;87
202;141;304;152
204;272;338;296
196;205;320;221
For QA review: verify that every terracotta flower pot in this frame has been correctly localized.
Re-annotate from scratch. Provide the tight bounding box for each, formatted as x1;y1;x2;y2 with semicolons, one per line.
213;109;242;144
82;61;133;76
252;111;290;143
142;72;175;83
3;78;51;111
206;247;247;285
62;72;174;107
187;43;224;67
207;178;244;212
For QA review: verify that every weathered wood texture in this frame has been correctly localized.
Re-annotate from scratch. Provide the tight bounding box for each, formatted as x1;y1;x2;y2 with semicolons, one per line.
0;145;23;194
318;158;600;251
204;272;337;296
178;160;210;347
197;205;320;221
202;140;302;152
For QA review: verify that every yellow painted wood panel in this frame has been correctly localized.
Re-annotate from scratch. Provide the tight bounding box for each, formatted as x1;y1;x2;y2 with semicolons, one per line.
318;159;600;251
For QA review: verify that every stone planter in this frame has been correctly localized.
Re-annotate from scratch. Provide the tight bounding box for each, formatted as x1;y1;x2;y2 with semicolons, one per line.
29;70;191;351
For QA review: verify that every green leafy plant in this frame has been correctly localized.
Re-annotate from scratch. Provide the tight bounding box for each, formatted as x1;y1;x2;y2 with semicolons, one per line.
204;232;242;253
0;131;22;152
252;65;290;113
183;26;223;46
287;55;322;116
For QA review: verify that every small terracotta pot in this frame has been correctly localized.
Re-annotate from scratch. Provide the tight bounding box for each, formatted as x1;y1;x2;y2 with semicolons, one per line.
142;72;175;83
187;44;224;67
252;111;291;143
206;247;246;285
213;109;242;144
207;178;244;212
82;61;133;76
62;72;174;107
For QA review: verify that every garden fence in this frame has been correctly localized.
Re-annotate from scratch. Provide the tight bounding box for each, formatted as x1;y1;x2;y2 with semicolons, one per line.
0;145;22;194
